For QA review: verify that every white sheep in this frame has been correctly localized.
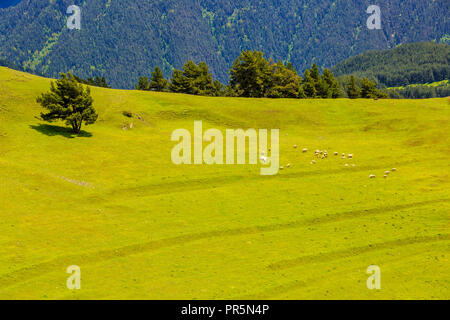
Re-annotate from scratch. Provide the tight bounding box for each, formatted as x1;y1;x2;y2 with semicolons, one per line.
369;175;376;179
348;154;353;159
334;152;338;156
303;148;308;153
392;168;397;172
384;171;390;175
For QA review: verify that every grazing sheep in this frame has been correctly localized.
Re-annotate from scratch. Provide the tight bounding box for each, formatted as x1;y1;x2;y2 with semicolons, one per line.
334;152;338;156
129;122;134;129
293;145;297;149
392;168;397;172
369;175;376;179
302;148;308;153
345;164;349;167
384;171;390;175
348;154;353;159
286;163;291;168
310;160;316;164
351;164;356;167
280;166;284;170
384;175;388;178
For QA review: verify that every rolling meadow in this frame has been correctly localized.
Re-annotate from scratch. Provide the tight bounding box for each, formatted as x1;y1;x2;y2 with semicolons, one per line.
0;67;448;299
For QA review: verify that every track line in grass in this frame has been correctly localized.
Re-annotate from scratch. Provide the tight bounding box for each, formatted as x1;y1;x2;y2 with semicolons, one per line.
267;234;450;271
238;245;444;299
95;159;425;199
0;198;447;289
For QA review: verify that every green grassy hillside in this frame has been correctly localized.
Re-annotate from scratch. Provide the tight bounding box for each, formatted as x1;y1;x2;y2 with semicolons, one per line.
0;67;448;299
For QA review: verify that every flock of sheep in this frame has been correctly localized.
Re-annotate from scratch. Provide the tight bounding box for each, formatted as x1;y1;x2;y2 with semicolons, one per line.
277;145;397;179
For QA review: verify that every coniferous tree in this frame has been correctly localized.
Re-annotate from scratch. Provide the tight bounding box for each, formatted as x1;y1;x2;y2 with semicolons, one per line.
37;73;98;133
310;63;322;94
229;50;272;97
170;69;191;93
135;76;150;90
320;69;341;98
360;77;379;98
267;61;303;98
149;67;168;91
170;61;217;95
347;75;361;99
302;69;317;98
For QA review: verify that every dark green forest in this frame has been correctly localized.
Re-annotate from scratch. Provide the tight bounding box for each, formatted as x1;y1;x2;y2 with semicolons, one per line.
333;42;450;87
0;0;448;88
386;82;450;99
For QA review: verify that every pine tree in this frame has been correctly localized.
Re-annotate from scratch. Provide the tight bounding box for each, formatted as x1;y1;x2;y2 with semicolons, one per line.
135;76;150;90
267;61;302;98
170;70;190;93
310;63;322;94
169;61;217;95
347;75;361;99
229;50;272;97
149;67;168;91
302;69;317;98
360;78;378;98
321;69;341;98
37;73;98;133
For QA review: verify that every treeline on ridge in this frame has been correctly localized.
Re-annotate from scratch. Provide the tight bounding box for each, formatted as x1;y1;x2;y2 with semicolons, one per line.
332;42;450;88
386;81;450;99
134;50;386;99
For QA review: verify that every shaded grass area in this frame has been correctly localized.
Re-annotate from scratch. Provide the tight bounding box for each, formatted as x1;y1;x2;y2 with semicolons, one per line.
30;124;93;138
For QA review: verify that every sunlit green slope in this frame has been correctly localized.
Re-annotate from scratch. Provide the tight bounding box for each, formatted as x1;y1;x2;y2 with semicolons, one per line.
0;67;448;299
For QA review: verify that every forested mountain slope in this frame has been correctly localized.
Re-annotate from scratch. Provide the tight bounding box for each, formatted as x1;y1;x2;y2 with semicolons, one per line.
0;0;449;88
332;42;450;87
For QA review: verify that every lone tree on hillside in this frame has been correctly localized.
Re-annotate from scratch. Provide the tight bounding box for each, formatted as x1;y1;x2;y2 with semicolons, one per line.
37;73;98;134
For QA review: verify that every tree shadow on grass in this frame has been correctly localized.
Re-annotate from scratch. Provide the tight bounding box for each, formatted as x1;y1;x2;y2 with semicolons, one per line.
30;124;93;138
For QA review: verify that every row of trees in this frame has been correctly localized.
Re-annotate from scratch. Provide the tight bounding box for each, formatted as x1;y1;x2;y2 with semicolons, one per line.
135;50;385;99
386;82;450;99
135;63;223;96
345;76;387;99
73;75;110;88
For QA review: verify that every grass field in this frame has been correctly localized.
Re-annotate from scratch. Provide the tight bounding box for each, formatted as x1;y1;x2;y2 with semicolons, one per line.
0;67;448;299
